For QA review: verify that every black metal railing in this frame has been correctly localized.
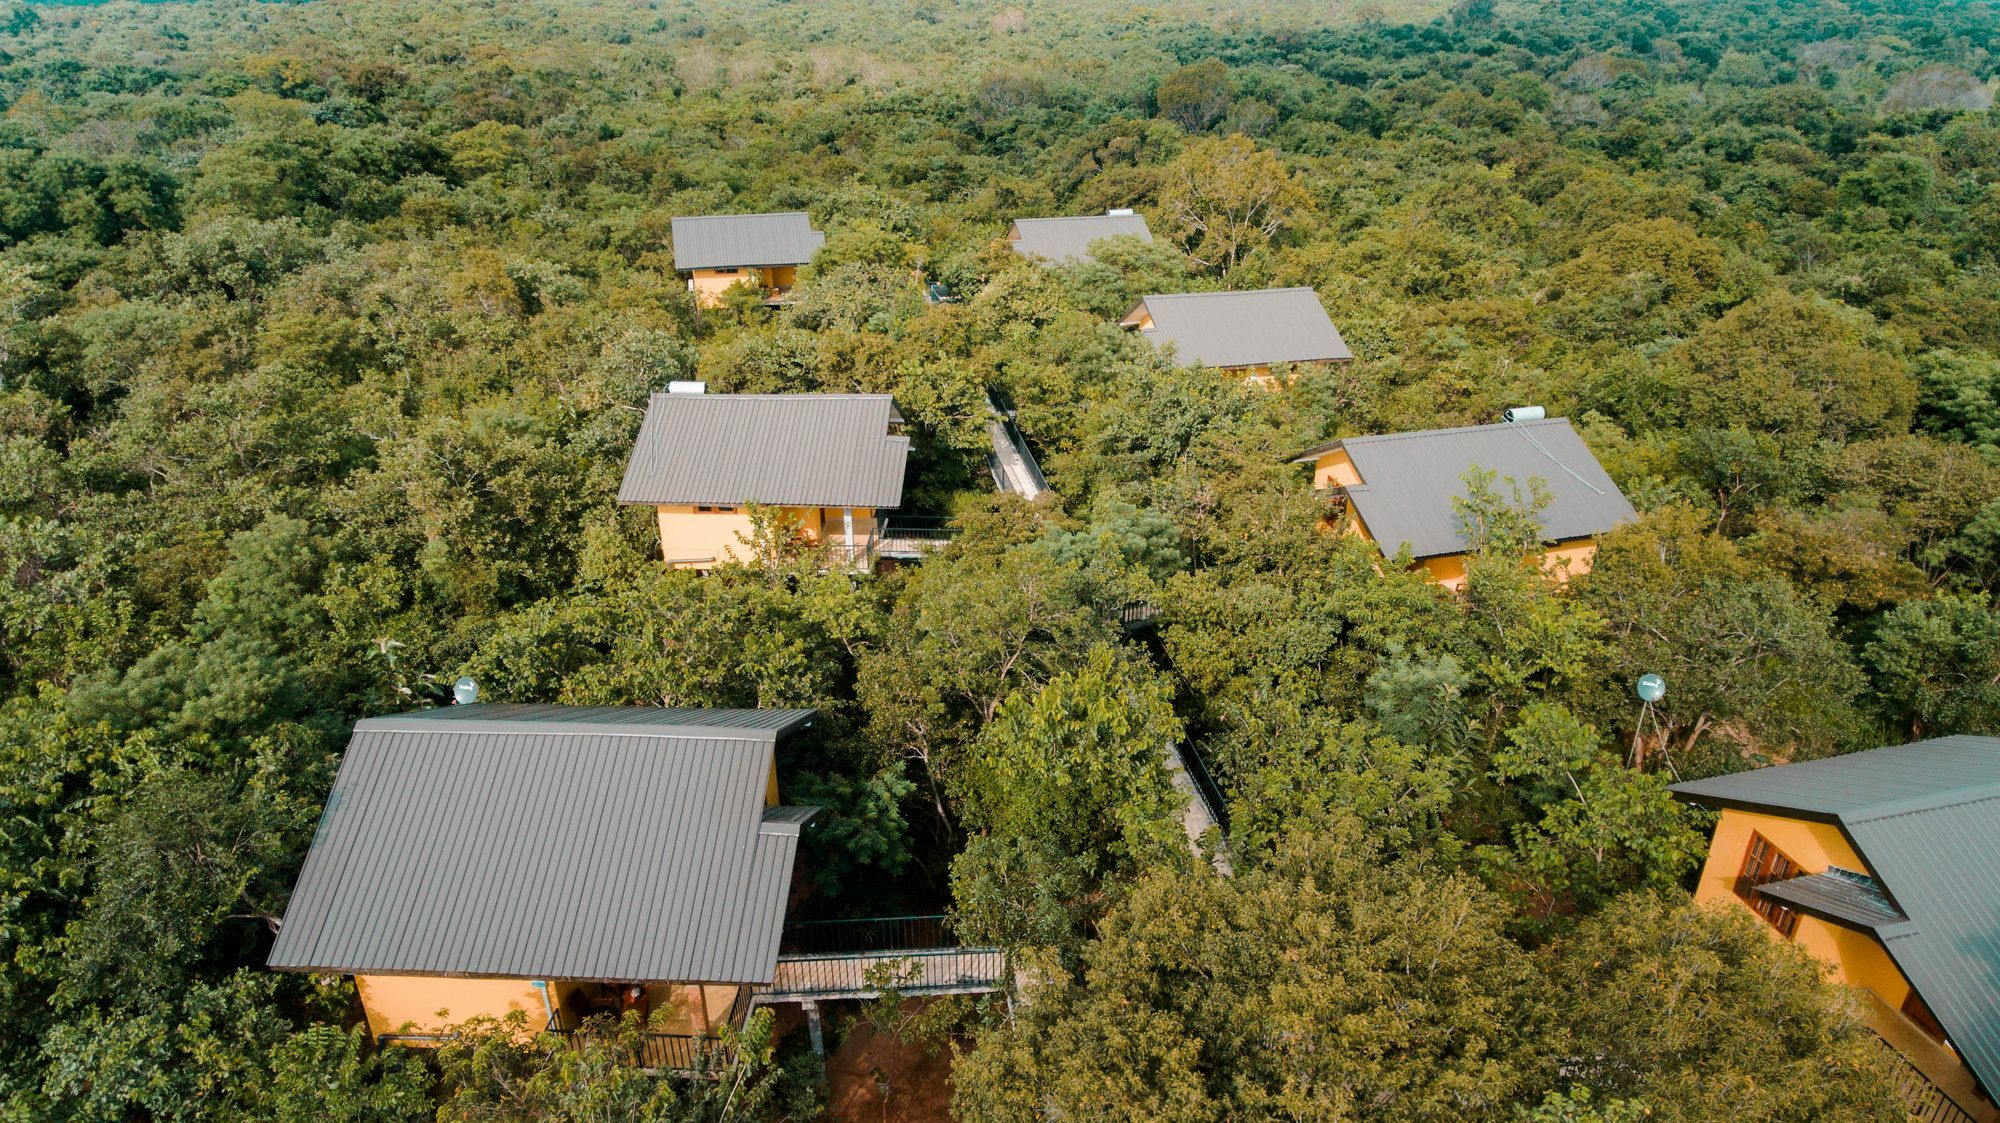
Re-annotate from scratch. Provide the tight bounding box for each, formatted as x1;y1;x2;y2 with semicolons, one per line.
1878;1038;1978;1123
1178;741;1231;832
779;914;954;955
877;515;959;542
761;947;1008;999
820;538;876;570
543;1021;732;1074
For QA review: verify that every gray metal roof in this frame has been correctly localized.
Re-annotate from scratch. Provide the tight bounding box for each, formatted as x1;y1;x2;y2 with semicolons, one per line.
1756;869;1908;932
1125;288;1352;369
1671;736;2000;820
1673;737;2000;1095
671;212;825;271
617;393;910;509
268;703;819;984
1293;418;1636;560
1008;214;1153;263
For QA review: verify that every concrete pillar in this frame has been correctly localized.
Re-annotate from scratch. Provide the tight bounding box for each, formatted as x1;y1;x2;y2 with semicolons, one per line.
843;507;855;547
802;999;825;1056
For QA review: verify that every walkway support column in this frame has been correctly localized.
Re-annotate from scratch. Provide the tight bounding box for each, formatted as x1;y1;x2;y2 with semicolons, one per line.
801;999;825;1056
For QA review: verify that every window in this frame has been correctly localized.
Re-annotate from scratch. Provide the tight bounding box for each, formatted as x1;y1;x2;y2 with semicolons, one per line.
713;267;739;275
1734;831;1802;937
695;505;738;513
1903;989;1949;1044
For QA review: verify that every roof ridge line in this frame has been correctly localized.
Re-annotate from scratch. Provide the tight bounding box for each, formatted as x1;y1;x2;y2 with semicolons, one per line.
674;210;812;220
1843;782;2000;824
1144;286;1314;300
1344;419;1568;445
353;717;786;743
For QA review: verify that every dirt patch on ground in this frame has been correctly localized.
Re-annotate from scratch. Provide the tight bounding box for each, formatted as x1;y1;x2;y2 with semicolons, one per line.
823;1006;956;1123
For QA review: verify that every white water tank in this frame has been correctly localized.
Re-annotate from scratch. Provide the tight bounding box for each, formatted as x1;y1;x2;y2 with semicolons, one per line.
1106;208;1136;216
1503;405;1546;423
667;380;706;395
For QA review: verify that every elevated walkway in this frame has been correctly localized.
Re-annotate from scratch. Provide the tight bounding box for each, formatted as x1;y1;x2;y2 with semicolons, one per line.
985;390;1048;500
1163;743;1234;875
750;916;1009;1054
757;947;1007;1002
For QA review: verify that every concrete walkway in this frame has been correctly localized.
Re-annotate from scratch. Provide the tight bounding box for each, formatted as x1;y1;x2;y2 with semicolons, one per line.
985;394;1047;500
1163;744;1234;876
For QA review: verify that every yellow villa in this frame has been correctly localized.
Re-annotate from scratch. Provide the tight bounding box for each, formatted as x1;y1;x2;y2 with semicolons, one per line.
268;701;1008;1066
670;212;824;308
618;390;936;571
1673;737;2000;1123
267;703;822;1064
1007;209;1152;264
1288;413;1635;590
1120;288;1351;384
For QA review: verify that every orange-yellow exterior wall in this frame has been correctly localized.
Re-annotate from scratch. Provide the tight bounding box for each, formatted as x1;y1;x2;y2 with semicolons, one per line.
1311;449;1363;488
357;975;551;1039
1418;539;1599;592
357;975;746;1040
1692;809;1916;1005
654;505;878;568
685;266;800;308
1689;808;2000;1118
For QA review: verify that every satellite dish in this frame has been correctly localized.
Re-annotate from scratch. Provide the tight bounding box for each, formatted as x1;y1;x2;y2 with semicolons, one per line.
452;677;479;705
1635;673;1666;703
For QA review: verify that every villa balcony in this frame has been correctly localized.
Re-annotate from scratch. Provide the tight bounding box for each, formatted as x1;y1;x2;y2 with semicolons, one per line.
819;516;959;573
756;914;1007;1002
1865;992;1994;1123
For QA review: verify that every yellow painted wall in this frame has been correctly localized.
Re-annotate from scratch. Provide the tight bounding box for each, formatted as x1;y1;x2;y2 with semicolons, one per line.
1311;449;1364;489
654;505;878;568
1540;539;1598;582
359;975;749;1042
685;266;800;308
358;974;551;1039
1421;553;1471;591
687;268;752;307
1693;809;1911;1002
1693;809;1870;905
656;505;759;567
1410;540;1597;592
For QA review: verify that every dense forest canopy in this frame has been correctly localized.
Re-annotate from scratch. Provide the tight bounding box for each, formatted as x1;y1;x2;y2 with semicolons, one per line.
2;0;1998;1117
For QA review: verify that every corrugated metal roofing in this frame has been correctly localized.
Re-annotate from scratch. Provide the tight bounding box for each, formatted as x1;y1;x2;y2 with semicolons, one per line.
1756;869;1908;931
1127;288;1352;369
1009;214;1153;263
1295;418;1636;560
670;212;825;271
268;704;819;984
1673;736;2000;1096
617;393;910;508
1671;736;2000;819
